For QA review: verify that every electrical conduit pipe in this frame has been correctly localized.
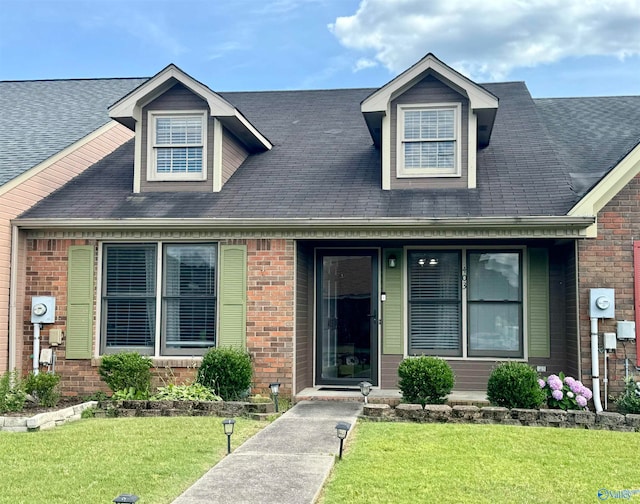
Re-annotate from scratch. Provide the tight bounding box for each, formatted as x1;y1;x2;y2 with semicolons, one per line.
33;322;40;376
591;317;603;412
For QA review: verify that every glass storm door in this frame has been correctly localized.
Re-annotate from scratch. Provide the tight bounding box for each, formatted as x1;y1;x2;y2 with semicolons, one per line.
316;250;378;386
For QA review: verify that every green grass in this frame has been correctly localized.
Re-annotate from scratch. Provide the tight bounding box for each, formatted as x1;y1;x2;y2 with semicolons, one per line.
320;422;640;504
0;416;264;504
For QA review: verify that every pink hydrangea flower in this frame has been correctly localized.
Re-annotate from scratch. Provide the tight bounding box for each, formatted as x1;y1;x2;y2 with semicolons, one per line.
548;375;563;391
538;379;546;388
576;395;588;408
551;389;563;401
582;387;593;400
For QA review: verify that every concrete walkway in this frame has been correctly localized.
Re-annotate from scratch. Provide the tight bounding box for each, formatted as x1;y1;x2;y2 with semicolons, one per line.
172;400;363;504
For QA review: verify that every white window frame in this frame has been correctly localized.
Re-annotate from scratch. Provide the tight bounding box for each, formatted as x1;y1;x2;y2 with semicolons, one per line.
147;110;207;182
396;103;462;178
98;241;218;357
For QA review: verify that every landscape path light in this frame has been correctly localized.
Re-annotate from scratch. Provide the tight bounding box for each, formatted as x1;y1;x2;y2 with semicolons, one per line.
359;381;372;404
335;421;351;460
222;418;236;455
113;495;139;503
269;382;281;412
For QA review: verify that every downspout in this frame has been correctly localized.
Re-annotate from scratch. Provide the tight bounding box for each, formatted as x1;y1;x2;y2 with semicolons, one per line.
590;317;603;412
8;224;18;372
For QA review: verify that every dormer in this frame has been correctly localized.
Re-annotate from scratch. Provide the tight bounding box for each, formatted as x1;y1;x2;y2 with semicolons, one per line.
109;64;271;193
361;54;498;190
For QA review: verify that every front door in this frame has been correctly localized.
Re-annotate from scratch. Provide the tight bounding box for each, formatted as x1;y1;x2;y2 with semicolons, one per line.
316;250;378;386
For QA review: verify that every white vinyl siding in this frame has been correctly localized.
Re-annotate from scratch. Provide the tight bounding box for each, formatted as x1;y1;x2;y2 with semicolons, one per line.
397;104;461;177
148;111;206;181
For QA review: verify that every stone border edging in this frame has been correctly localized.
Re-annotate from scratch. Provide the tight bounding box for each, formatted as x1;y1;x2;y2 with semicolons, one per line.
362;404;640;432
96;399;276;420
0;401;98;432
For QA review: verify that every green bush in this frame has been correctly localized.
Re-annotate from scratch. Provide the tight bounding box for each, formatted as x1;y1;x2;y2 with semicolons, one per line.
196;347;252;401
398;356;455;406
151;383;221;402
98;352;153;399
24;372;61;407
0;370;27;413
615;376;640;414
487;362;546;409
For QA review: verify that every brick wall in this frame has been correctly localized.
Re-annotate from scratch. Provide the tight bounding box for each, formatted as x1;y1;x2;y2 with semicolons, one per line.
578;174;640;397
22;239;99;395
245;239;295;397
21;237;295;398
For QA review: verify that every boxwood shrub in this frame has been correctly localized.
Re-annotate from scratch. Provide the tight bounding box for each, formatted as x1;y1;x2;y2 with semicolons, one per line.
196;347;252;401
398;356;455;406
98;352;153;399
486;361;545;409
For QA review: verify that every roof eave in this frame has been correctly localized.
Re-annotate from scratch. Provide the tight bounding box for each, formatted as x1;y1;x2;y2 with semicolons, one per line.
13;216;595;239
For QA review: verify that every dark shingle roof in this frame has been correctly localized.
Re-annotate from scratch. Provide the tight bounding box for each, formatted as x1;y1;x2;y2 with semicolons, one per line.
16;81;640;221
535;96;640;202
0;78;147;186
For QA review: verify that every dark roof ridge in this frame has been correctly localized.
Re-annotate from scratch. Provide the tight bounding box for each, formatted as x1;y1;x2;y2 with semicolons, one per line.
0;77;149;84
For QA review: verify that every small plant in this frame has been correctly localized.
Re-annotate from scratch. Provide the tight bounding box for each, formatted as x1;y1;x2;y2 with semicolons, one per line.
81;407;97;418
98;352;153;399
0;370;26;413
539;373;592;410
615;376;640;414
82;390;110;402
196;347;253;401
487;362;546;409
398;356;455;406
151;383;221;402
24;372;61;407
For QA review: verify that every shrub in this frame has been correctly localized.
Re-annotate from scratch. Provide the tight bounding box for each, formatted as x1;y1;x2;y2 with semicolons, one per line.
539;373;592;410
98;352;153;399
196;347;252;401
0;370;27;413
398;356;455;406
151;383;221;402
486;362;546;409
24;372;61;407
615;376;640;415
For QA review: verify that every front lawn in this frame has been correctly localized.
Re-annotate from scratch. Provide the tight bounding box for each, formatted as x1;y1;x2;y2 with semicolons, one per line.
0;416;264;503
320;422;640;504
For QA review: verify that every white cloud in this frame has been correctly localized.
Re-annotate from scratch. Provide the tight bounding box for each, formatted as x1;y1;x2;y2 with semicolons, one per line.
329;0;640;81
353;58;378;72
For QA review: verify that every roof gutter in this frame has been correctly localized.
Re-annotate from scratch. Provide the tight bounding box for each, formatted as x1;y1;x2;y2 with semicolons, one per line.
13;215;595;236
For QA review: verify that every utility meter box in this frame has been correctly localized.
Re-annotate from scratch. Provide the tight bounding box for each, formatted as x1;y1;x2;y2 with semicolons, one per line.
617;320;636;340
589;288;615;319
31;296;56;324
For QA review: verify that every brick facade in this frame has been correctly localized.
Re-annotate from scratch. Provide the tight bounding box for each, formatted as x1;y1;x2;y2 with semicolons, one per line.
578;174;640;397
21;237;295;398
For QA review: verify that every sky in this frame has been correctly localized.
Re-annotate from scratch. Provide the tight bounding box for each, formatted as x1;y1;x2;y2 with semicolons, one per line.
1;0;639;98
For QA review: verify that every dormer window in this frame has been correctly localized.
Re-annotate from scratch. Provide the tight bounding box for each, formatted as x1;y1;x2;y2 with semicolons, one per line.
397;103;461;177
148;111;207;181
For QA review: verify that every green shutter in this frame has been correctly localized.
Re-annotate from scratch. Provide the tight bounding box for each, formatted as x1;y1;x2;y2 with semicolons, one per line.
218;244;247;348
527;248;550;358
66;245;95;359
383;249;404;355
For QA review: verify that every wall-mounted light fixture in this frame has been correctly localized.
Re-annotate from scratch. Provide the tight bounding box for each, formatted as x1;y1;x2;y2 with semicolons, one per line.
387;255;397;269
